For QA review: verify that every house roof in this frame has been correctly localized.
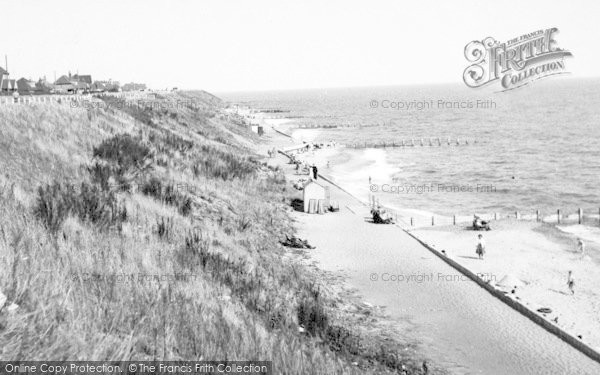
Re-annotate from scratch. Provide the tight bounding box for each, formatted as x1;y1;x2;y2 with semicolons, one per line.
73;74;92;84
17;78;36;91
303;179;325;189
55;75;75;85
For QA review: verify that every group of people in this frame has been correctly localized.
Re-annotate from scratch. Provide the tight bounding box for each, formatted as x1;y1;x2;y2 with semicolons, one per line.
371;206;395;224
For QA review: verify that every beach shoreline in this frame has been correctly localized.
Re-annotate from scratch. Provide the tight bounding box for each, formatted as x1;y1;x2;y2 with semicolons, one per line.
256;116;600;371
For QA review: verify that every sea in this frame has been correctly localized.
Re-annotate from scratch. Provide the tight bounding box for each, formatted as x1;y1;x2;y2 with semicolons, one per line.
219;77;600;241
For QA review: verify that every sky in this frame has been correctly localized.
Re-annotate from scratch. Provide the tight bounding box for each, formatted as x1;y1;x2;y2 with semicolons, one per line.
0;0;598;92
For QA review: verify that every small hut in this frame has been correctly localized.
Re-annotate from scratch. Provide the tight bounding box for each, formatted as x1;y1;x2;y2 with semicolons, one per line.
303;180;330;213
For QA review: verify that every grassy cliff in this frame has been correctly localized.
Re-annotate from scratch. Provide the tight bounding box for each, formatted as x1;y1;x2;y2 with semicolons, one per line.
0;92;427;374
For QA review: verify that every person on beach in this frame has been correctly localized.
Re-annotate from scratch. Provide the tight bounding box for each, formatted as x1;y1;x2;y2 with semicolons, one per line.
369;176;372;184
312;165;318;180
567;271;575;294
577;238;585;257
476;234;486;259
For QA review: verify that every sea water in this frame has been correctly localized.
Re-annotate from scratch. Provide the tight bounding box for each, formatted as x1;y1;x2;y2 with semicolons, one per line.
221;78;600;237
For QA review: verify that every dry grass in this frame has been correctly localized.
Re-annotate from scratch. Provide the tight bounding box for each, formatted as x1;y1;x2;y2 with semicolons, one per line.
0;93;428;374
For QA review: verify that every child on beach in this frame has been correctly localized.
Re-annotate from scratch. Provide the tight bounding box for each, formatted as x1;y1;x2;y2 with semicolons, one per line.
476;234;486;259
567;271;575;294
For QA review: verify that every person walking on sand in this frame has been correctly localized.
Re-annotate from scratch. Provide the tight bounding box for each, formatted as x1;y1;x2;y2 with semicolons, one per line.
476;234;486;259
567;271;575;294
312;165;318;180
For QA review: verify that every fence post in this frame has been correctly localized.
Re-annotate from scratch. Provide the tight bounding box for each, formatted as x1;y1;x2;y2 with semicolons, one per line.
557;209;561;224
578;208;582;224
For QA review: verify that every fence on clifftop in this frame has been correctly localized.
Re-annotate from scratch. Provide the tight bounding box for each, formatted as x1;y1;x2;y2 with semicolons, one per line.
0;91;167;106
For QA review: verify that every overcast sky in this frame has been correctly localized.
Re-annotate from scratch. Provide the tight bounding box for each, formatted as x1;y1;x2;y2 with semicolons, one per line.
0;0;597;92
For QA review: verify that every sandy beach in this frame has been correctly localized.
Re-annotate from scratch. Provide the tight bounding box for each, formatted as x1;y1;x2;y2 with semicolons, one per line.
411;219;600;351
257;120;600;374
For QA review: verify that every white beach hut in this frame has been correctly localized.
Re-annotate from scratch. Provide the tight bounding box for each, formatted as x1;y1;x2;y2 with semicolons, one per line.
303;180;330;213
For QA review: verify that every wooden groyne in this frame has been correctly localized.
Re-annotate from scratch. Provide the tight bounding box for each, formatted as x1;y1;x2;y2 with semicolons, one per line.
296;123;381;129
367;195;600;229
347;137;478;149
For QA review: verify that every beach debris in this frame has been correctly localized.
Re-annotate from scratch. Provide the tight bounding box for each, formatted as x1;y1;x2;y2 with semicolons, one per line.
537;307;552;314
280;235;315;249
496;274;525;289
328;201;340;212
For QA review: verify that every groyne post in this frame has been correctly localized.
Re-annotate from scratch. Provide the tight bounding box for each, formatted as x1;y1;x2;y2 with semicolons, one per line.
536;210;540;222
432;216;435;226
515;211;519;219
578;208;582;224
557;209;561;224
410;217;414;226
453;215;456;225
